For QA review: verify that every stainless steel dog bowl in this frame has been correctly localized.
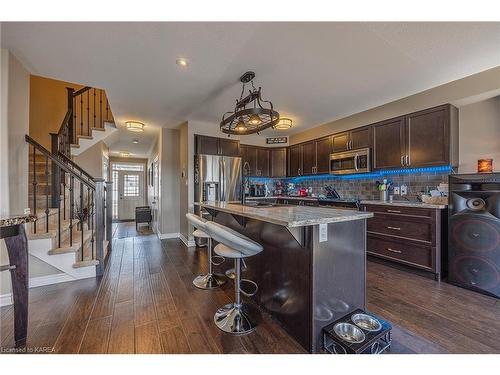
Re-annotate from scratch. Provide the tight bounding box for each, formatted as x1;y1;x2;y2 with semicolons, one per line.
351;313;382;332
333;322;366;344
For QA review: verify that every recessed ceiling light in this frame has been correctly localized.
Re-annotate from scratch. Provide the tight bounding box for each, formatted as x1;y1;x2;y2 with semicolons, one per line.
126;121;145;132
132;139;139;144
120;151;130;157
176;58;189;67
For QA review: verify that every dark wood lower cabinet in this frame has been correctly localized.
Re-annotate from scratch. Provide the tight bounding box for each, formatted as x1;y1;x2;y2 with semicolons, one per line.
360;204;446;280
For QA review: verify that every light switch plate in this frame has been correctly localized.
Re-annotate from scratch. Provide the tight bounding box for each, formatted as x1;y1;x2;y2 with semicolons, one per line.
319;224;328;242
393;186;400;195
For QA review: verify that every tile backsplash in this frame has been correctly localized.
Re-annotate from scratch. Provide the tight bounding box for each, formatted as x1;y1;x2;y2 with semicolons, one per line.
248;168;454;201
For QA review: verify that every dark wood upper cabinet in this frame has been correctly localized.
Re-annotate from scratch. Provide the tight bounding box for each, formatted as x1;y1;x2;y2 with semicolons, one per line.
315;136;332;174
350;126;372;150
195;135;220;155
332;132;350;153
405;104;457;168
241;144;257;176
301;141;316;175
373;116;406;170
219;137;240;157
257;148;270;177
195;134;240;156
288;145;301;177
270;148;287;178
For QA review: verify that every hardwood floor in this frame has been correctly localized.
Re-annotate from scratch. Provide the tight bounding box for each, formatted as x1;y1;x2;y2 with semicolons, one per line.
1;222;499;354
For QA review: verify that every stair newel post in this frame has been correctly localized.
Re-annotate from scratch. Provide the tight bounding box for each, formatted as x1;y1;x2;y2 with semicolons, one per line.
105;181;113;255
50;133;61;209
44;155;49;233
66;87;75;147
94;178;105;276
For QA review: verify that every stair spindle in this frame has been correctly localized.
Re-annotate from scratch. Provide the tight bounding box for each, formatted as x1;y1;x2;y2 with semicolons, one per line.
69;175;74;247
93;88;96;129
80;181;84;261
87;90;90;136
99;90;103;129
80;95;83;138
90;188;94;259
45;155;49;233
32;147;37;233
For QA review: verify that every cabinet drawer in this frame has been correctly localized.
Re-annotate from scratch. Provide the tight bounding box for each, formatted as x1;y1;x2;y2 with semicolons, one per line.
362;204;433;218
367;235;434;271
367;216;433;243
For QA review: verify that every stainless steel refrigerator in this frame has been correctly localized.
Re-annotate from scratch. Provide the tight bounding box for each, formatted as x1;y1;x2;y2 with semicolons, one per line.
194;154;242;226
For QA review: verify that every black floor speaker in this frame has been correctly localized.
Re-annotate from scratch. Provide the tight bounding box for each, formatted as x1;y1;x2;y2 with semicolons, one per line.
448;173;500;298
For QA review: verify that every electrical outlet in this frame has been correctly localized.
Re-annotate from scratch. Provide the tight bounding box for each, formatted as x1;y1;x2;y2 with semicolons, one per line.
400;184;408;195
393;186;400;195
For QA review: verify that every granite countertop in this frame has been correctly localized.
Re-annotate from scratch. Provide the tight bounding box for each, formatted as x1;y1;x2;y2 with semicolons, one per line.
360;200;447;209
0;214;37;227
195;201;373;227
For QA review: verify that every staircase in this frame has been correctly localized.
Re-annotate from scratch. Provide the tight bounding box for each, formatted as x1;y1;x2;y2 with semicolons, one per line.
23;85;115;284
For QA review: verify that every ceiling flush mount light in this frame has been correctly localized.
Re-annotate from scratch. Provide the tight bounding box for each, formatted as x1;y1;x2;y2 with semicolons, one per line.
220;71;279;135
132;139;139;144
176;58;189;67
275;117;293;130
120;151;130;157
126;121;145;132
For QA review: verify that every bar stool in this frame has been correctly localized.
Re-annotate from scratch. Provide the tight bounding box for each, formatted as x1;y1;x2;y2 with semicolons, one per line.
204;221;263;335
186;213;226;289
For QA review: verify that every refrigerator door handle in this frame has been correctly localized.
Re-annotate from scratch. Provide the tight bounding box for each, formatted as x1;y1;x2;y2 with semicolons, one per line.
220;158;226;201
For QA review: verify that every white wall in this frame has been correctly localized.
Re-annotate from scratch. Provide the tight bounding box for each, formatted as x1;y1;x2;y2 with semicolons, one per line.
459;96;500;173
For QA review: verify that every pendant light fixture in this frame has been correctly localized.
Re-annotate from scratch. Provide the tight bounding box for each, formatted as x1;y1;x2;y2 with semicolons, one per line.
220;71;279;135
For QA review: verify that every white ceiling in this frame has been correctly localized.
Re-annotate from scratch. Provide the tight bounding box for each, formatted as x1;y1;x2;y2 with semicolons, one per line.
2;22;500;156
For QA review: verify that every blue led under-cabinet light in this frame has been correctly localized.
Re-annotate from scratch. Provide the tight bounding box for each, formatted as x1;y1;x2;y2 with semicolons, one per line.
288;165;453;182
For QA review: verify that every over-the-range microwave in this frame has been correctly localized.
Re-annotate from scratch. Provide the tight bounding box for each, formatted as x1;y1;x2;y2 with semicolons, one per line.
329;147;371;175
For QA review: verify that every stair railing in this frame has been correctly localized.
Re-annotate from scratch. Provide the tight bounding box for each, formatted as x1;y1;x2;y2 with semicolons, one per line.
25;135;111;276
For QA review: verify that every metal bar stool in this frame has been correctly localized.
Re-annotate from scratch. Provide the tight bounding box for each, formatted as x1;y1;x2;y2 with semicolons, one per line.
186;213;226;289
204;221;263;335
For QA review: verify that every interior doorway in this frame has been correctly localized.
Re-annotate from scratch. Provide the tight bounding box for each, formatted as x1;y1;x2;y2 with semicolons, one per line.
111;162;145;221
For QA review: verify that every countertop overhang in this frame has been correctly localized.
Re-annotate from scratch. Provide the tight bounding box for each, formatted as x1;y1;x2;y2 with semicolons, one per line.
195;201;373;227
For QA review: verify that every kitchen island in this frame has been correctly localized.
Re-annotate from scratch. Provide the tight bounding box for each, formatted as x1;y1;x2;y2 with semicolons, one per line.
195;201;373;353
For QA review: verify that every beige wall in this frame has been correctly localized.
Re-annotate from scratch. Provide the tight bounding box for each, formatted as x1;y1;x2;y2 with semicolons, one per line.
160;128;180;235
1;50;63;297
290;66;500;146
7;51;30;215
0;49;10;216
74;140;108;179
179;122;189;240
459;96;500;173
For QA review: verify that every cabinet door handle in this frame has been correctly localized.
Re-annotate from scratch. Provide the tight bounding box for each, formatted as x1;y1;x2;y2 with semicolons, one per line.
298;168;301;176
387;226;401;231
406;154;410;166
386;248;402;254
401;155;405;166
387;209;401;213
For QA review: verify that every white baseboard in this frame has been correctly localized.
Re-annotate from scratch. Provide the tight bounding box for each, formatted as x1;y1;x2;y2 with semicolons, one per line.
0;293;13;307
29;273;76;288
157;232;180;240
179;233;196;247
0;274;77;307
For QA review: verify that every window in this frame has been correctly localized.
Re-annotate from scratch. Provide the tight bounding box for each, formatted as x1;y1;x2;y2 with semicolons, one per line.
112;163;144;171
123;174;140;197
